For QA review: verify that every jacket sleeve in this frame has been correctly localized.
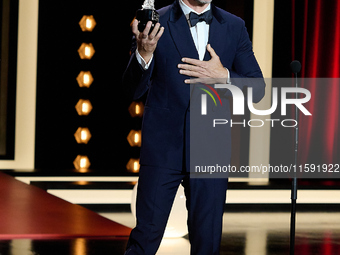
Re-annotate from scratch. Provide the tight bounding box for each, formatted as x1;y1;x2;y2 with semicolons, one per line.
122;37;155;101
228;21;265;104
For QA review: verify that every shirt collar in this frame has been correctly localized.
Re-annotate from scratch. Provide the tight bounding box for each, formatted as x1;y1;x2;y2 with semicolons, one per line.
179;0;211;16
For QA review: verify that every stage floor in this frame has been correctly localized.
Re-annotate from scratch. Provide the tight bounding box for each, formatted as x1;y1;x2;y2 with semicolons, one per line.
1;171;340;254
1;211;340;255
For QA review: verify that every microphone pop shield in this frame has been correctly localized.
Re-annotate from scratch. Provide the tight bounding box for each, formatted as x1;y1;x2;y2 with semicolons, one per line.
290;60;301;74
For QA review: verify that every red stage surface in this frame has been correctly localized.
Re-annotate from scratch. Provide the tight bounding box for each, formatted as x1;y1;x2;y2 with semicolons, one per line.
0;172;131;239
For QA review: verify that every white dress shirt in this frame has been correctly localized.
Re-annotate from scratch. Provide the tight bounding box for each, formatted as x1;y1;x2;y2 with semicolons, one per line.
179;0;210;61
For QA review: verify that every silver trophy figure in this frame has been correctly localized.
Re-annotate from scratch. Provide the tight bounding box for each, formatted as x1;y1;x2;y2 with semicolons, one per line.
136;0;159;33
142;0;155;9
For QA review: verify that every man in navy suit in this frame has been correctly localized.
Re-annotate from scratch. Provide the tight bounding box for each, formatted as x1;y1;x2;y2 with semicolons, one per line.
123;0;265;254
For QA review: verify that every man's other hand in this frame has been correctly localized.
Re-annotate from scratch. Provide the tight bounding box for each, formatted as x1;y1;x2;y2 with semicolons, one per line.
178;44;229;84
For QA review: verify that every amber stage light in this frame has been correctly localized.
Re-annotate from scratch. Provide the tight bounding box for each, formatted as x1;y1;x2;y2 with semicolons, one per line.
73;15;96;173
73;155;91;171
79;15;96;32
127;130;142;147
78;43;95;59
126;158;140;173
75;99;93;116
74;127;92;144
128;102;144;117
76;71;94;88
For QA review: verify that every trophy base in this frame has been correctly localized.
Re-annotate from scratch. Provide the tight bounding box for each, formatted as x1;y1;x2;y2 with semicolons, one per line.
136;9;160;33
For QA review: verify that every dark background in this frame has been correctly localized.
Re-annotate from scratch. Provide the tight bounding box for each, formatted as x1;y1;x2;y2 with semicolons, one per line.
0;0;18;160
34;0;255;174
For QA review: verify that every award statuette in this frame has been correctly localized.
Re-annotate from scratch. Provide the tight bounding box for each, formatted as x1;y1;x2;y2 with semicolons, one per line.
136;0;159;33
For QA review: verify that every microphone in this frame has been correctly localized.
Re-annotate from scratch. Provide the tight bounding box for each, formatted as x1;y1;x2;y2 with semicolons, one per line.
290;60;301;74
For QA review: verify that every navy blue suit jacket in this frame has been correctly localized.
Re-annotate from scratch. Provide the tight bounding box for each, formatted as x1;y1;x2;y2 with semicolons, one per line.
123;0;265;171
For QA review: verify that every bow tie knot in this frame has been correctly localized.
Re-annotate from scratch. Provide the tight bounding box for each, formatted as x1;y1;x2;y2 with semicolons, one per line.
189;10;213;27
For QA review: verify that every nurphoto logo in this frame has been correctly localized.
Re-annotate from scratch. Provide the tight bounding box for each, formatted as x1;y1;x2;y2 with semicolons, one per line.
200;83;312;128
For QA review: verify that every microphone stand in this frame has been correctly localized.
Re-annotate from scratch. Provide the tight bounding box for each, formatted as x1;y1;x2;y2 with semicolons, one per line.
289;60;301;255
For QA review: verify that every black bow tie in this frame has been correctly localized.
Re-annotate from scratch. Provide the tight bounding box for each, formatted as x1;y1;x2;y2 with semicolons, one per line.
189;10;213;27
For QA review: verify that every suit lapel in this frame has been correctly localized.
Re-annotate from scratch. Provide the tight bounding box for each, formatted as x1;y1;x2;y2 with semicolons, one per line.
204;5;228;61
168;1;199;60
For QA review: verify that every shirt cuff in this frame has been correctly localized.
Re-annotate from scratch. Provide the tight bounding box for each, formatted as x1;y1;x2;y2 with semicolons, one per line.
225;67;231;84
135;49;153;70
